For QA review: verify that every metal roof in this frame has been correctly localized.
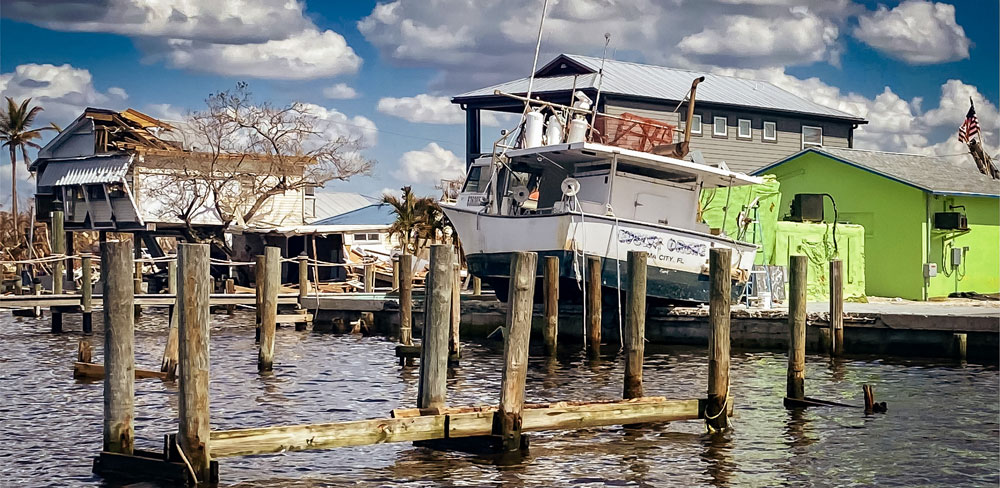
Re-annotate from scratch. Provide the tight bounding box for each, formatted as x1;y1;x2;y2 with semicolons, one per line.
757;147;1000;197
455;54;865;122
308;192;380;223
313;203;395;227
37;155;132;187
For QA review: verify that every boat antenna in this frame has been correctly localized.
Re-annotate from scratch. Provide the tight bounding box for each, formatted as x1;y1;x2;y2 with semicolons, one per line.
587;33;612;140
522;0;550;116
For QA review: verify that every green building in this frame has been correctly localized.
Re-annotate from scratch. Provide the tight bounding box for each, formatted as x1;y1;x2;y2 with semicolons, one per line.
756;147;999;300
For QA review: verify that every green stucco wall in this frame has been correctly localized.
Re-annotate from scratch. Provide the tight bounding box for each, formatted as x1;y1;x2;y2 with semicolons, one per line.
760;152;929;300
772;221;866;301
925;194;1000;298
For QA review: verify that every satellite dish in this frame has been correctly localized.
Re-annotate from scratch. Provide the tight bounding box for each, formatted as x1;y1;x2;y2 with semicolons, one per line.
511;186;530;204
561;177;581;197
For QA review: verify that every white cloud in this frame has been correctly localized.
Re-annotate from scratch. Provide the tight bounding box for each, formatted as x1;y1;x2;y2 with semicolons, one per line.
160;29;361;80
377;94;509;126
142;103;187;122
297;103;378;149
0;63;129;128
6;0;361;81
677;12;839;67
921;79;999;130
394;142;465;184
323;83;359;99
853;0;970;65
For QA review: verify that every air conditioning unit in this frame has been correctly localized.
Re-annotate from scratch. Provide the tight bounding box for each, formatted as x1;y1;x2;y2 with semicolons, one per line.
790;193;824;222
934;212;968;230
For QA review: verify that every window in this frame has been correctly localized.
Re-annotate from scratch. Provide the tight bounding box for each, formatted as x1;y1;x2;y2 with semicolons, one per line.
802;125;823;148
304;195;316;219
713;116;727;137
462;165;485;192
353;233;380;242
689;114;702;135
763;121;777;141
737;119;752;139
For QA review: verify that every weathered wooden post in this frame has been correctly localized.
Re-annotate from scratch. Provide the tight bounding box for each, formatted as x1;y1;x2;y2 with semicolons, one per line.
472;276;482;296
177;243;212;481
102;240;134;454
134;257;144;317
254;254;265;342
494;251;537;452
953;333;968;361
224;278;236;315
417;245;452;409
258;246;280;372
543;255;559;356
364;263;374;293
81;253;94;334
50;209;65;333
829;259;844;355
787;255;808;401
399;253;414;346
707;248;731;431
624;251;647;399
298;254;309;304
161;260;179;376
449;257;461;361
14;263;23;295
586;255;602;357
392;257;400;291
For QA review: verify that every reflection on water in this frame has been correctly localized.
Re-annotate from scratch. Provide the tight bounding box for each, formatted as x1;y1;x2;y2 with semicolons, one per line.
0;310;997;487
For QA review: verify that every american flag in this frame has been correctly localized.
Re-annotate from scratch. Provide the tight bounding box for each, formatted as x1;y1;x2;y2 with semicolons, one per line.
957;98;980;143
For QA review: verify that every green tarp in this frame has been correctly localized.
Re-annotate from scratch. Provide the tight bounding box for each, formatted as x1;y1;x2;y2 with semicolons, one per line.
699;175;782;265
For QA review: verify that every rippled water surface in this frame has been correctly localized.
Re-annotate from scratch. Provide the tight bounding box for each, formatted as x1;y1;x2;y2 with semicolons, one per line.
1;309;997;487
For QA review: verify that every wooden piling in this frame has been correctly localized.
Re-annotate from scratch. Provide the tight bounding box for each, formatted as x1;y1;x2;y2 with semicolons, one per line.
494;251;537;452
624;251;647;399
472;276;481;296
177;243;212;481
787;255;808;401
81;254;93;333
829;259;844;355
298;254;309;302
78;339;92;363
392;258;400;290
449;258;461;360
364;263;374;293
161;260;179;376
254;254;265;341
134;258;143;317
418;245;452;409
707;248;731;431
50;210;65;333
399;254;414;346
258;246;280;372
543;255;559;356
586;255;602;356
953;333;967;361
13;263;23;295
102;240;134;455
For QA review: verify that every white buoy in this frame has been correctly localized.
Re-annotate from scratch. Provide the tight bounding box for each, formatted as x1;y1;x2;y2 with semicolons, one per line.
525;110;544;148
545;114;564;145
567;116;588;143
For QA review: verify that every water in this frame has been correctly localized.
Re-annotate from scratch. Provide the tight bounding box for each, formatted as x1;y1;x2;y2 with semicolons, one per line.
1;310;997;487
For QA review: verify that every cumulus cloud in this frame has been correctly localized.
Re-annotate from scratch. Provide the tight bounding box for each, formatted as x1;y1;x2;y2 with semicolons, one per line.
323;83;359;99
298;103;379;148
394;142;465;184
377;94;509;126
677;12;839;67
853;0;970;65
5;0;361;80
0;63;129;128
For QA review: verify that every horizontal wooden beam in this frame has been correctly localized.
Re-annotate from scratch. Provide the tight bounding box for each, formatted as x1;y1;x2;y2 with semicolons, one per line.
209;397;720;459
74;362;173;381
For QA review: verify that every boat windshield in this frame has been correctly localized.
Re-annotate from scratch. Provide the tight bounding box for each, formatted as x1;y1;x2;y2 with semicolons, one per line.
462;165;488;193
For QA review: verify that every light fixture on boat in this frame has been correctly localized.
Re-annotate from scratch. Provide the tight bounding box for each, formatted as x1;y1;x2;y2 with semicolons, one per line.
561;177;581;197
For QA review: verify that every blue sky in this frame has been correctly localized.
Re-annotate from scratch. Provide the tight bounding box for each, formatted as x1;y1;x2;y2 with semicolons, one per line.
2;0;997;205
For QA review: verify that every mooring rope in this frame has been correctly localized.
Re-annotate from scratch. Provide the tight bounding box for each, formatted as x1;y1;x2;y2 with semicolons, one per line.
704;384;732;433
608;205;625;350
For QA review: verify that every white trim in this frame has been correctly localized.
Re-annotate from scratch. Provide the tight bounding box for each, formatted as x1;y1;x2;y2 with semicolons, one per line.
713;116;727;137
763;121;777;141
737;118;752;139
689;114;702;135
802;125;823;148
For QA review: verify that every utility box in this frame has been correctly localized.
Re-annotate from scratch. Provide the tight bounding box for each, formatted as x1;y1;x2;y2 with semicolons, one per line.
950;247;964;268
923;263;938;278
934;212;968;230
790;193;824;222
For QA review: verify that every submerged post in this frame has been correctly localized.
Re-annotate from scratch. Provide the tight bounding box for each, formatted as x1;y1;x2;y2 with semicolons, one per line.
81;254;93;334
258;246;280;372
418;245;452;409
102;240;134;454
624;251;647;399
449;256;461;360
494;251;537;452
707;248;731;431
787;255;808;400
953;333;968;361
543;255;559;356
586;255;602;357
829;259;844;355
399;253;414;346
161;260;179;375
50;210;65;333
177;243;212;481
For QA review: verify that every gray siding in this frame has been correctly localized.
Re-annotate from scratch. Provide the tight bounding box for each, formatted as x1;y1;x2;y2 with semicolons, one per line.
605;99;852;173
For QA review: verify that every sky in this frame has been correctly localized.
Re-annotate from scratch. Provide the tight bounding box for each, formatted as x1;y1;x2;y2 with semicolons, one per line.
1;0;997;207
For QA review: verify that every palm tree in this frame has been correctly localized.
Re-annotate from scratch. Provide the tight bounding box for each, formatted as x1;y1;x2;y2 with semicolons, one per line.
382;186;423;253
1;97;55;253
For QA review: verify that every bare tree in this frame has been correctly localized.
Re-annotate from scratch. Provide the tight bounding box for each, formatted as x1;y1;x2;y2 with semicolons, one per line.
142;83;373;255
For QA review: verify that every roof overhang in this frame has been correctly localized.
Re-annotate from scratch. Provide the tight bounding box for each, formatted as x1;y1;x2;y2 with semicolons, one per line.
36;154;133;187
245;224;391;236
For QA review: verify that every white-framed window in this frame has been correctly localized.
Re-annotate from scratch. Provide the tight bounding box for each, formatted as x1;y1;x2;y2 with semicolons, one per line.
802;125;823;148
737;119;752;139
763;121;777;141
353;233;381;243
689;114;702;135
713;116;727;137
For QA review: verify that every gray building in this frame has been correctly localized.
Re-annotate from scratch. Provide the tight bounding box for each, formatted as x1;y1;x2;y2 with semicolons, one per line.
452;54;867;173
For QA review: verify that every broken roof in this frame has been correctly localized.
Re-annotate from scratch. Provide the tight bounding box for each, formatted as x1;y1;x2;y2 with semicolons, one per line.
454;54;866;122
757;147;1000;197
